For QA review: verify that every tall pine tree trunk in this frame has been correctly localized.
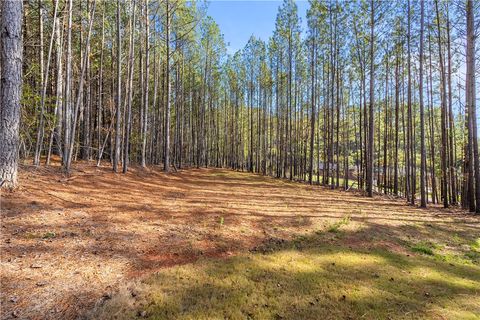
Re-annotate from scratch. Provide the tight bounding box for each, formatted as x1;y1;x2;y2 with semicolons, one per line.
435;0;449;208
123;0;136;173
419;0;426;207
141;0;149;168
466;0;479;213
367;0;375;197
113;0;122;172
0;0;23;189
164;0;171;172
309;30;315;185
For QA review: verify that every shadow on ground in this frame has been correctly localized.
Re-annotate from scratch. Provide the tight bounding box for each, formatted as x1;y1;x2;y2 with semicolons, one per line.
1;164;479;320
86;223;480;320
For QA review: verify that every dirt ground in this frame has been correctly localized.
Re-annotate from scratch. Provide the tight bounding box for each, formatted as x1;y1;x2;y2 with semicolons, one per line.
1;162;478;320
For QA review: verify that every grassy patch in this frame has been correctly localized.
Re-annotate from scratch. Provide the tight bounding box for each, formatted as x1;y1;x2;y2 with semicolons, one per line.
42;231;56;239
327;216;351;233
451;233;463;245
464;251;480;262
471;238;480;252
88;233;480;320
23;231;56;239
411;243;434;256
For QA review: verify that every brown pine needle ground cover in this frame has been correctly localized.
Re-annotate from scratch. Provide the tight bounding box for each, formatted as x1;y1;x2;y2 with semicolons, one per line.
1;163;479;320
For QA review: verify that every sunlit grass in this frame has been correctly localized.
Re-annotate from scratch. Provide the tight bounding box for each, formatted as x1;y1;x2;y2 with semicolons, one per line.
89;232;480;320
472;238;480;252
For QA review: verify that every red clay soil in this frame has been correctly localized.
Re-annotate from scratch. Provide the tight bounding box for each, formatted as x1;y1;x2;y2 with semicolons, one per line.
1;162;478;320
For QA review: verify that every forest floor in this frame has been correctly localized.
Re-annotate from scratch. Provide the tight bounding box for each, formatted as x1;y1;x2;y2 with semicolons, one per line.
1;162;479;320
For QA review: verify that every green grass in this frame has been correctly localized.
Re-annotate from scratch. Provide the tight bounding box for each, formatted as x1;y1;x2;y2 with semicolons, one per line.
465;251;480;262
327;216;351;233
23;231;57;239
42;231;56;239
411;243;435;256
472;238;480;252
89;232;480;320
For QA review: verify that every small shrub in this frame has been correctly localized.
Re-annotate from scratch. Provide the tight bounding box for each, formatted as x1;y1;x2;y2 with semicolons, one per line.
43;232;56;239
24;232;38;239
451;234;462;244
24;231;56;239
471;238;480;252
411;243;434;256
465;251;480;262
328;216;351;233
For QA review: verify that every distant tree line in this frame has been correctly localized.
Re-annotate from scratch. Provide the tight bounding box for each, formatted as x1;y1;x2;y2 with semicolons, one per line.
0;0;479;213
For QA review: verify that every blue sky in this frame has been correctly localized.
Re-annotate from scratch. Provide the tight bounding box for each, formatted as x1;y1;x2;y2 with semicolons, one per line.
206;1;479;126
206;0;309;55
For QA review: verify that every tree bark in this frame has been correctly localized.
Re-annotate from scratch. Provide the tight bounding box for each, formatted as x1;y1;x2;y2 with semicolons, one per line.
63;0;73;170
141;0;149;168
123;0;136;173
419;0;426;207
113;0;122;172
164;0;171;172
0;0;23;189
309;29;315;185
435;0;449;208
466;0;479;213
366;0;375;197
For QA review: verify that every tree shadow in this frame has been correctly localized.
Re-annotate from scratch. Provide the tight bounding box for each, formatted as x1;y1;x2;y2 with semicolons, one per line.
86;223;480;320
3;164;479;320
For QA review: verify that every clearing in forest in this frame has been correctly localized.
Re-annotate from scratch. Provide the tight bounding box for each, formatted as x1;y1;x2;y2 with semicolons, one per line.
1;164;479;320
